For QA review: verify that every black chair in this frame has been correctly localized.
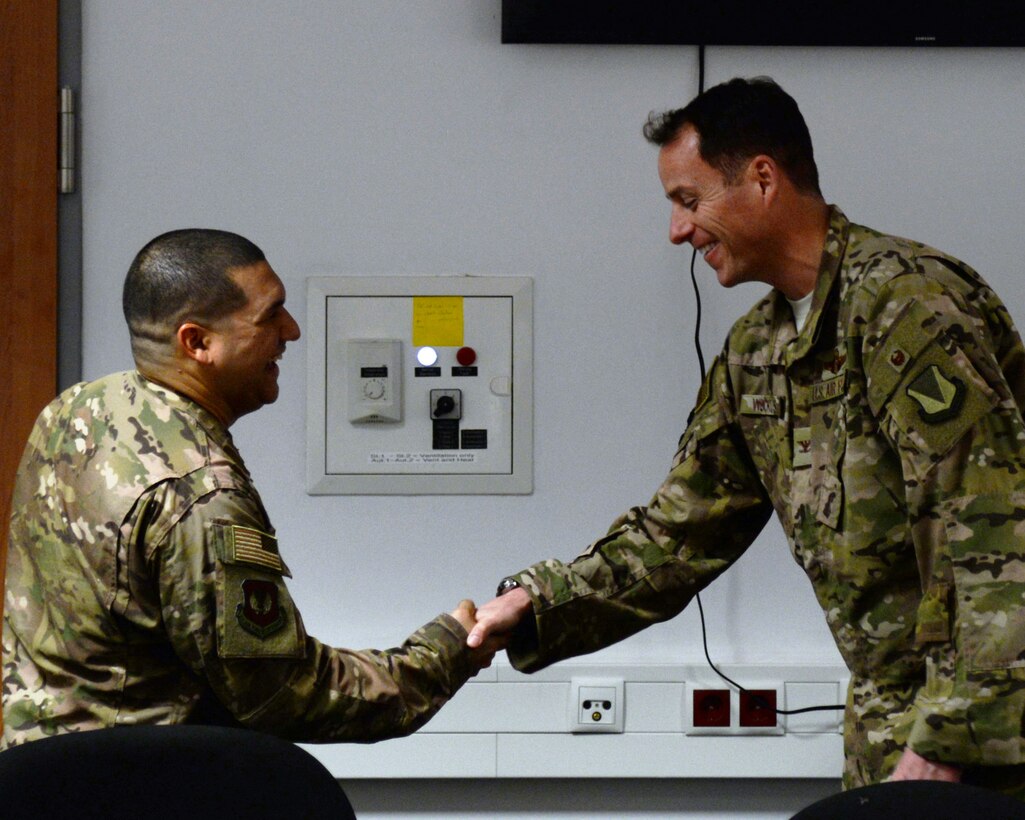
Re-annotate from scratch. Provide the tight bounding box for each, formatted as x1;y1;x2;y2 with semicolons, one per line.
792;779;1025;819
0;724;356;819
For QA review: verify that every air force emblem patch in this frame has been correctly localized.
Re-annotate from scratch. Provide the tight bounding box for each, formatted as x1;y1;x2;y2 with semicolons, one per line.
906;364;965;423
236;578;286;639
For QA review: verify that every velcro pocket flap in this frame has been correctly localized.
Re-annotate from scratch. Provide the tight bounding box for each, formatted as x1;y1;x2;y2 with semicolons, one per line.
866;300;939;417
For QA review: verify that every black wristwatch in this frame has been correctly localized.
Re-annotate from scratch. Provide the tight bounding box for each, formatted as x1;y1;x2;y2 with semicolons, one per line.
496;577;521;596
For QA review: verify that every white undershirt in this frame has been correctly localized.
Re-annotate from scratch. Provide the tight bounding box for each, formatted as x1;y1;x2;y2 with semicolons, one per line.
788;291;814;333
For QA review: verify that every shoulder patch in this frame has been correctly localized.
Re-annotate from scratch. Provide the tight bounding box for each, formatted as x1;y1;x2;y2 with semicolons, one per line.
227;525;284;574
236;578;287;638
905;365;965;424
218;564;305;659
885;343;995;462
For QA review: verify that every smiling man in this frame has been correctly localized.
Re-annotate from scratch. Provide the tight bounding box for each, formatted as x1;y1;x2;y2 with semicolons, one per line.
657;115;826;300
468;78;1025;798
2;229;500;748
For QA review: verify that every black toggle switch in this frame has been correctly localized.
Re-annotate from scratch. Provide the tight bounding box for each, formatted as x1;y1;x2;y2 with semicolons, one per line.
434;395;455;417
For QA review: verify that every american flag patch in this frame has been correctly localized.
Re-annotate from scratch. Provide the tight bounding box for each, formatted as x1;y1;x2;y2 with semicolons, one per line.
230;525;283;573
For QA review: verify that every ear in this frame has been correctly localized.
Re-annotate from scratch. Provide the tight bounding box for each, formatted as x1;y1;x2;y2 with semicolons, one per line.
748;155;779;203
177;322;216;364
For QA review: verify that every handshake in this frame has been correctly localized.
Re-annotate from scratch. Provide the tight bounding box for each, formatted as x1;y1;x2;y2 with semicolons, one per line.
448;586;533;670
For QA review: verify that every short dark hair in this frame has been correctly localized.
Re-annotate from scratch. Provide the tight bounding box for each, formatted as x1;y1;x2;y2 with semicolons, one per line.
643;76;820;195
122;229;265;356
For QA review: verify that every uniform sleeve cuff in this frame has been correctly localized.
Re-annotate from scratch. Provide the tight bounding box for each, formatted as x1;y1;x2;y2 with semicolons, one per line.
419;613;476;688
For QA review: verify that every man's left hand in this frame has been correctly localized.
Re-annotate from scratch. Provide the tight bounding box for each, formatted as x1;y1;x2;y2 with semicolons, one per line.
890;748;961;782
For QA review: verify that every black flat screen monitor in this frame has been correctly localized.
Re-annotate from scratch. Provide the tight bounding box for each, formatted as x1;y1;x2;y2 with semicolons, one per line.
502;1;1025;47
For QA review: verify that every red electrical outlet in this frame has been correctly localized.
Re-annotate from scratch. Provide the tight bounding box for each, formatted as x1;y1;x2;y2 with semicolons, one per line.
692;688;730;727
738;689;777;727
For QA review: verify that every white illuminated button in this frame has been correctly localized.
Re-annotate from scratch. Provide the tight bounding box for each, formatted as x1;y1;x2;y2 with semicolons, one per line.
416;347;438;366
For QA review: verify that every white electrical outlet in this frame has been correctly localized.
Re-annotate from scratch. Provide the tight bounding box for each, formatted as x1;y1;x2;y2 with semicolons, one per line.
569;677;624;733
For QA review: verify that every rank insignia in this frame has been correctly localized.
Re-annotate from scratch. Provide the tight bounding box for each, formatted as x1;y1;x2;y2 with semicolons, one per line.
906;365;965;423
793;427;812;467
236;579;286;639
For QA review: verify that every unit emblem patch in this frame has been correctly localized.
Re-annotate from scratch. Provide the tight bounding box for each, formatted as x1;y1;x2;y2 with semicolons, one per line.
236;579;286;639
906;365;965;423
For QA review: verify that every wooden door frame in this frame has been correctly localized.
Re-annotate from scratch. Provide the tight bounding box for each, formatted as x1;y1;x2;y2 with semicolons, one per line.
0;0;61;734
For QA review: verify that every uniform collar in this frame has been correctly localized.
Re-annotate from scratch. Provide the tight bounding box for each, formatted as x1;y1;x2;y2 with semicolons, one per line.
781;205;850;366
131;370;241;461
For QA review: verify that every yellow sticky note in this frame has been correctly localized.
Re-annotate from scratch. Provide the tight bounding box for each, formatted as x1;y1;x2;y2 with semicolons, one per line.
412;296;463;347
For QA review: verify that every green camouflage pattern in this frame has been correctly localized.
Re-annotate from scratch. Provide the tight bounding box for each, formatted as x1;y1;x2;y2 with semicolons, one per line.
3;371;475;748
507;208;1025;792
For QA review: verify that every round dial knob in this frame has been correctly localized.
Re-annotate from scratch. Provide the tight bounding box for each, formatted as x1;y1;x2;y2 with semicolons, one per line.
363;379;385;400
434;395;455;416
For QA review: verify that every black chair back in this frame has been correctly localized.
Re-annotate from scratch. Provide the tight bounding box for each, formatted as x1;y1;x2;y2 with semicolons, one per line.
0;724;356;819
793;780;1025;819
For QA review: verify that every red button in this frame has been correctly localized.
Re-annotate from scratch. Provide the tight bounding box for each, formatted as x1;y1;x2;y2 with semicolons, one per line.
456;347;477;366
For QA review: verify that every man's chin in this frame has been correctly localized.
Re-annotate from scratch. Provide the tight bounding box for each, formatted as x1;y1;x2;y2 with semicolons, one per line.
716;270;738;288
715;265;754;290
243;384;281;417
267;377;283;401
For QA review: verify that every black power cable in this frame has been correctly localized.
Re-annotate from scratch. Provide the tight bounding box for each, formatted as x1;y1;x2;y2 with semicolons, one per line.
689;249;842;717
687;48;843;718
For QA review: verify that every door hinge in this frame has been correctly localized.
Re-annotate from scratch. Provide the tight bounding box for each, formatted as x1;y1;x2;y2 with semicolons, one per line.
60;86;76;194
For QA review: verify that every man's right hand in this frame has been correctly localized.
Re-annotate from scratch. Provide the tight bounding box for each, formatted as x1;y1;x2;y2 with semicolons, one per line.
466;587;532;649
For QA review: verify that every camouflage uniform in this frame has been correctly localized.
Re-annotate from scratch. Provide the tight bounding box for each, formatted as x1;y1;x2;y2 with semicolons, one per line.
506;207;1025;793
2;371;475;748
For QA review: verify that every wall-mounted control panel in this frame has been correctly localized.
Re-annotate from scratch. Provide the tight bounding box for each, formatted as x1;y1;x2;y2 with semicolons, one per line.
306;276;533;494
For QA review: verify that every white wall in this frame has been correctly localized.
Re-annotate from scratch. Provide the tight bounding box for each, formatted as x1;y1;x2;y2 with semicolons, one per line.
79;2;1025;817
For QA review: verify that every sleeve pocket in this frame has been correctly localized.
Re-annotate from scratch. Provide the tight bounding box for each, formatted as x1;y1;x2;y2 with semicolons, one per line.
212;522;305;660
